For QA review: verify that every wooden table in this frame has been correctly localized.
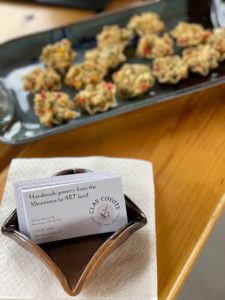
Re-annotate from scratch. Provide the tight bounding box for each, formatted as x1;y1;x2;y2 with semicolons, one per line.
0;1;225;299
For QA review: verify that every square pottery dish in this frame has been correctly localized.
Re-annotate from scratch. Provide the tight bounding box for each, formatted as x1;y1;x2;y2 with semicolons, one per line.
1;168;147;296
0;0;224;144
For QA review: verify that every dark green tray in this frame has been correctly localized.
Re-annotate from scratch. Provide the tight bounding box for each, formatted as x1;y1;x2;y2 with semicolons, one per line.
0;0;224;145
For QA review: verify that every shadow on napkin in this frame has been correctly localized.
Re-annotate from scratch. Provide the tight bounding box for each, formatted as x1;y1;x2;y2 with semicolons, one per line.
84;231;150;297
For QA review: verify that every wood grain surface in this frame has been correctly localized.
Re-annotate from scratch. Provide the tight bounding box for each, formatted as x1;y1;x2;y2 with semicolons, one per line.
0;1;225;299
0;1;92;43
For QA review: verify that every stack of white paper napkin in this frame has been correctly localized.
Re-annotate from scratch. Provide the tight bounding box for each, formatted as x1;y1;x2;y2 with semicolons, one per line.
0;157;157;300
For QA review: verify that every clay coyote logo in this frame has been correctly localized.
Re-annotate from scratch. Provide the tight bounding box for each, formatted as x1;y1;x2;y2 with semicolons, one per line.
89;196;121;225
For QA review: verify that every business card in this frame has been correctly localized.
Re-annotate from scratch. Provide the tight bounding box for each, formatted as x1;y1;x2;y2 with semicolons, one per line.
14;172;116;235
14;172;128;244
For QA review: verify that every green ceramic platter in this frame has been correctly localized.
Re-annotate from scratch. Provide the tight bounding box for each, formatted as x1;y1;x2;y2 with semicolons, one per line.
0;0;224;144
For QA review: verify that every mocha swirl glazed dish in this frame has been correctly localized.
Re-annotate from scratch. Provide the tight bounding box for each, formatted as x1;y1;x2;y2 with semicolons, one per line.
1;168;147;296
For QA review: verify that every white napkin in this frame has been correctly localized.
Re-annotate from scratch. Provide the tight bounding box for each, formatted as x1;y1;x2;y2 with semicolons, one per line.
0;157;157;300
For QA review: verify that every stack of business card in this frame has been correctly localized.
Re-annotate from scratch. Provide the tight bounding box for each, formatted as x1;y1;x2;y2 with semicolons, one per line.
14;172;128;244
